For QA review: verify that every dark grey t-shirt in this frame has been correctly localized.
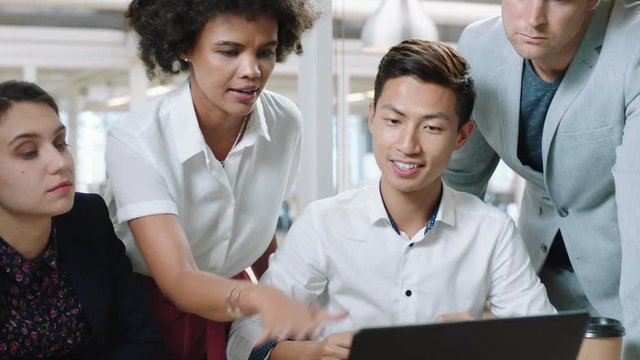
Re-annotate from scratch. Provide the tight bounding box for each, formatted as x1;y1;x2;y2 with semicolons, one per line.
518;60;564;172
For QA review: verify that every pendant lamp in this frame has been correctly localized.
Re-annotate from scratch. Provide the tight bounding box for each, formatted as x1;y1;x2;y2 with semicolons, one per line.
360;0;439;53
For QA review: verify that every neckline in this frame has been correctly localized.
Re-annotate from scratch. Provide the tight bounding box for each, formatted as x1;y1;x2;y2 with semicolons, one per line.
220;114;249;167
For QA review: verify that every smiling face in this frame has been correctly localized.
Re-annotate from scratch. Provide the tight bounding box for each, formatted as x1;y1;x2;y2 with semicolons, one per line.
502;0;598;68
186;11;278;123
0;102;74;220
369;76;473;200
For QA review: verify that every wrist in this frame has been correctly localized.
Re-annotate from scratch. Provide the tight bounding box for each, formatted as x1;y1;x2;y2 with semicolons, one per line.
308;340;325;360
270;340;324;360
225;284;247;318
237;283;262;316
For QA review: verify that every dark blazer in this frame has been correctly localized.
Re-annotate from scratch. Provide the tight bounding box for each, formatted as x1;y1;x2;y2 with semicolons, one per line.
54;193;163;359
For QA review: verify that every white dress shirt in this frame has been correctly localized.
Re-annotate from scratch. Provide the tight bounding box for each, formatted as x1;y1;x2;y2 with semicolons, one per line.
227;181;554;359
104;80;301;277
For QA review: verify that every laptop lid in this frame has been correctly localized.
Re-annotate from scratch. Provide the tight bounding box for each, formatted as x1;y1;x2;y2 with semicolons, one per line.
349;311;590;360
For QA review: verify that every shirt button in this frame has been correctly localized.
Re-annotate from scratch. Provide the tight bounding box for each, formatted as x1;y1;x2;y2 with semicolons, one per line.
558;208;569;217
540;244;548;253
405;290;412;297
408;243;414;248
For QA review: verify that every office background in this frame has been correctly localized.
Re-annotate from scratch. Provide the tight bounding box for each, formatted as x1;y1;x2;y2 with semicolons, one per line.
0;0;521;227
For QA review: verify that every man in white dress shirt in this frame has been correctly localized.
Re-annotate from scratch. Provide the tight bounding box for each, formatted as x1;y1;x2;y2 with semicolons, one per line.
227;40;555;360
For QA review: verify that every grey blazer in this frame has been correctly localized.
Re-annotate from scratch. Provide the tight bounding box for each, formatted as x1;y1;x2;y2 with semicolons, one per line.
444;1;640;357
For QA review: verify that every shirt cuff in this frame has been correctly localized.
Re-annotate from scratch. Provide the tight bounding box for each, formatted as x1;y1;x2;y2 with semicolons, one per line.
116;200;178;223
249;339;278;360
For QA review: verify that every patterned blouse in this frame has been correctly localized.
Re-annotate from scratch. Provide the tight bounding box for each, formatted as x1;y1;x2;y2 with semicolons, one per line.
0;222;91;359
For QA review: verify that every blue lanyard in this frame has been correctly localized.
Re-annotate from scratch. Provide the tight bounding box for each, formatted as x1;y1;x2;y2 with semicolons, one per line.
387;197;441;236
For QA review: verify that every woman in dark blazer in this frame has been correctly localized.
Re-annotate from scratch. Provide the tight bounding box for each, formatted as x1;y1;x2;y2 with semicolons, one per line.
0;80;163;359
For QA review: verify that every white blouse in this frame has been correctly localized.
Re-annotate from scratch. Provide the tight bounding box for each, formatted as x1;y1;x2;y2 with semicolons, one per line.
105;80;301;278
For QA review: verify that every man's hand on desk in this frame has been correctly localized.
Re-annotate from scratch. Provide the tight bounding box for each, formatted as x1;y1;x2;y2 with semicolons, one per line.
436;312;475;322
269;331;355;360
315;331;355;360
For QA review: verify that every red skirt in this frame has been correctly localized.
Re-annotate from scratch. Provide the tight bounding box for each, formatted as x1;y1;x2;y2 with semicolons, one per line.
140;272;250;360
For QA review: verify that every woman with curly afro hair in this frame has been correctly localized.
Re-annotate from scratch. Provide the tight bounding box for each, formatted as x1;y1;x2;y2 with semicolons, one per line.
104;1;344;359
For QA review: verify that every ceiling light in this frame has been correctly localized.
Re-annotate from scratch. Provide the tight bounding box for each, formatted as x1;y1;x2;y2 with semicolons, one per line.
346;92;368;103
146;85;174;97
106;95;129;107
360;0;439;54
105;85;176;107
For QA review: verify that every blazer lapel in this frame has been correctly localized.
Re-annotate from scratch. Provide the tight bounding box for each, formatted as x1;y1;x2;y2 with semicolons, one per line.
499;44;524;161
55;216;107;338
541;2;613;175
499;43;546;184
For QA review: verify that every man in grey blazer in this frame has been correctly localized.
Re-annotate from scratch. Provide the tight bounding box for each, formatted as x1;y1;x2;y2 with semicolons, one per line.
444;0;640;357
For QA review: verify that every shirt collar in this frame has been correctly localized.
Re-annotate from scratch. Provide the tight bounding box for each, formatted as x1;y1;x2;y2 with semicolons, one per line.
439;181;457;228
168;79;272;163
233;95;271;153
168;79;204;163
0;222;59;284
367;179;457;233
367;181;391;227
